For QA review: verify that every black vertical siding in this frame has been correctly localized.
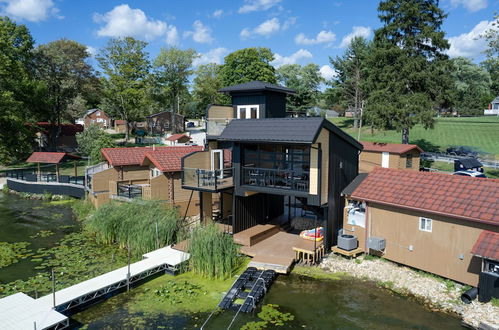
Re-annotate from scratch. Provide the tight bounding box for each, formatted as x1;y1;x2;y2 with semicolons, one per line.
232;193;284;233
326;132;359;250
231;91;287;119
265;92;287;118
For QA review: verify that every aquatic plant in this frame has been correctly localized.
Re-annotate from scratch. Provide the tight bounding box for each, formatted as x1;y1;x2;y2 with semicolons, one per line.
241;304;295;329
152;280;206;304
188;224;240;279
29;230;55;238
71;199;94;220
0;242;32;268
1;185;9;194
86;200;181;256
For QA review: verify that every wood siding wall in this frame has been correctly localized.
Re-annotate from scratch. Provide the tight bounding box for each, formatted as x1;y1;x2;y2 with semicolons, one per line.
183;151;211;170
207;105;234;119
359;150;421;173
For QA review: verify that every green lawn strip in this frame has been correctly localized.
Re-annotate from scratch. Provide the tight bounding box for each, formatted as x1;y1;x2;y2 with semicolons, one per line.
330;117;499;156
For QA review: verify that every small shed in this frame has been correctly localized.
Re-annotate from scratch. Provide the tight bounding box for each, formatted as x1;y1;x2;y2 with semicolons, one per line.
114;120;127;133
454;158;483;173
166;134;191;145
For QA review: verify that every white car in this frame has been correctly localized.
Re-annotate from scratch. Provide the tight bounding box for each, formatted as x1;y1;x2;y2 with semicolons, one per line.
452;170;487;178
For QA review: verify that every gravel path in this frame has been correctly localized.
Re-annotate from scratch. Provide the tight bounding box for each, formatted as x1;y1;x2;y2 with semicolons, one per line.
321;254;499;329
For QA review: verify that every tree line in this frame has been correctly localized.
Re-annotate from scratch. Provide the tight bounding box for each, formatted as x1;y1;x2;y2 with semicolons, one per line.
0;0;497;163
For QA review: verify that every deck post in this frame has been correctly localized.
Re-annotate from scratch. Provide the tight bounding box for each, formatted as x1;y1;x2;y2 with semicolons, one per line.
74;160;77;177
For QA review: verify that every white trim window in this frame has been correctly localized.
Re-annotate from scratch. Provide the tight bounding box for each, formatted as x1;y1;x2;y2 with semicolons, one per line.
237;105;260;119
419;217;432;232
151;167;161;178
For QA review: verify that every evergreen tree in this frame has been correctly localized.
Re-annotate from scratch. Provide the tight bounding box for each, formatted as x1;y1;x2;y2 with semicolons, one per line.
366;0;453;144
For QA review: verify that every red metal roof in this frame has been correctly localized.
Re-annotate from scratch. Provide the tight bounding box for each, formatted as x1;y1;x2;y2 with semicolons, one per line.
471;230;499;261
351;167;499;226
26;152;66;164
361;141;423;154
141;146;204;172
166;134;191;142
114;120;126;125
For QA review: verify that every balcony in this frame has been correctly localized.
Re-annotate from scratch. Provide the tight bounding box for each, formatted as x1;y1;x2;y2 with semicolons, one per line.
241;167;309;192
111;182;148;201
183;168;234;191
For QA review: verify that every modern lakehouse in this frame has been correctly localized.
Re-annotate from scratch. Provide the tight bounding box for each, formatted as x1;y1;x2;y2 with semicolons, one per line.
342;167;499;301
359;141;422;173
86;145;203;216
180;81;362;270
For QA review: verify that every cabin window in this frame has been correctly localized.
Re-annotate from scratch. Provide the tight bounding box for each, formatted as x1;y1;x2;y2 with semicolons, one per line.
237;105;260;119
406;154;413;168
96;111;100;116
419;217;432;232
151;167;161;178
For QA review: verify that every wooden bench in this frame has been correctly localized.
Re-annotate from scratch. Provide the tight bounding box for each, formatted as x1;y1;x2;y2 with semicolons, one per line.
233;224;280;247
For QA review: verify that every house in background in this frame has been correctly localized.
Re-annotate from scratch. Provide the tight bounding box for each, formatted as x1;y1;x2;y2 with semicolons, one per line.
359;141;423;173
454;158;484;173
87;146;202;217
147;111;185;136
484;96;499;116
166;134;191;145
34;122;84;152
114;120;127;133
341;167;498;296
83;109;111;128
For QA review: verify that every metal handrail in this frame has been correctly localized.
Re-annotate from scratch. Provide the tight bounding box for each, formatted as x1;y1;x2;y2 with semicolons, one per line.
241;166;309;191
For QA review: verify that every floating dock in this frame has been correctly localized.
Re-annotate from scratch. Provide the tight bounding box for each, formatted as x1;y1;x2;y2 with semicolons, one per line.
0;246;190;330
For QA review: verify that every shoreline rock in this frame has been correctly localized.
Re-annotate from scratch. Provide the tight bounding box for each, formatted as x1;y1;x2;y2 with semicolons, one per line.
320;254;499;329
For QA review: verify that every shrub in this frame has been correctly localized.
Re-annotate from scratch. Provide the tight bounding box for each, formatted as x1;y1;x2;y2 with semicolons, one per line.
188;224;240;279
86;200;181;256
71;199;95;220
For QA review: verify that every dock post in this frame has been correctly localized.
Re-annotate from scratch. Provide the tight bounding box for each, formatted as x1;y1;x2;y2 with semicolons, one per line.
34;321;36;330
51;268;56;308
155;221;159;250
127;244;131;291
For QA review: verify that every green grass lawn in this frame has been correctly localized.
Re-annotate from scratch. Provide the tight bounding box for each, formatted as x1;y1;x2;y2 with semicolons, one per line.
330;116;499;157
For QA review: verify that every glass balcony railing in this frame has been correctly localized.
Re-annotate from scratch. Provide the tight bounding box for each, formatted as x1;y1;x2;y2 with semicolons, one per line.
183;167;234;190
117;183;143;199
241;167;310;192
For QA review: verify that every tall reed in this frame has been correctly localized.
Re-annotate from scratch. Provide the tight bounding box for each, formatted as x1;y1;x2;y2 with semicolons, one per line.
86;200;181;256
188;224;240;279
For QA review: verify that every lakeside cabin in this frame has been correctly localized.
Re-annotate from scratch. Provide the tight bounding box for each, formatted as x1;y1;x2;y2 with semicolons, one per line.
359;141;422;173
342;167;499;301
87;146;203;217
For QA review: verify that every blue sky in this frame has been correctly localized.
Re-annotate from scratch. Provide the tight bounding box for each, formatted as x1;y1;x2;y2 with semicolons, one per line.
1;0;497;80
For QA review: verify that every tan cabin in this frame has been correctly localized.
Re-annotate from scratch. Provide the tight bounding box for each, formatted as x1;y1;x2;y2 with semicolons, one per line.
87;146;203;217
341;167;499;287
359;141;422;173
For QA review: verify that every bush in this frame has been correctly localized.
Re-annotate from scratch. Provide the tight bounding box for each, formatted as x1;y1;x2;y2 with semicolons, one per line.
188;224;240;279
76;124;116;164
72;199;95;220
86;200;181;256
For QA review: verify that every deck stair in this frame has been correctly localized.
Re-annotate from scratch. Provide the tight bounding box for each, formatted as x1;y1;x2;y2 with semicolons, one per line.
218;267;277;313
233;224;280;247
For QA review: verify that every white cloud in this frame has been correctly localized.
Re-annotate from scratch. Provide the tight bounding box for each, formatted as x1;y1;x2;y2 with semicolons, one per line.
281;17;297;31
212;9;223;18
320;65;337;81
165;25;179;45
184;20;214;44
193;47;229;67
0;0;61;22
241;17;286;39
450;0;487;12
239;0;281;14
272;49;313;67
295;30;336;46
448;20;492;58
94;4;168;40
339;26;372;48
86;46;97;57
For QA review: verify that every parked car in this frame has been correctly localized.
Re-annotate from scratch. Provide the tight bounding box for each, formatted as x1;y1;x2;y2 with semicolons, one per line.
452;170;487;178
186;121;195;128
446;146;479;158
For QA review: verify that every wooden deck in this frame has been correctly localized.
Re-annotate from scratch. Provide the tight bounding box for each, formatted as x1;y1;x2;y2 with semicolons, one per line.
233;224;280;246
331;245;364;258
238;229;324;274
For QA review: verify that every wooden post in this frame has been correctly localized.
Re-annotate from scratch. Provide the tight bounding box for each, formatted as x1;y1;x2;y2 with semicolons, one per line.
37;163;41;180
74;160;77;177
52;268;56;307
55;163;59;182
127;243;131;291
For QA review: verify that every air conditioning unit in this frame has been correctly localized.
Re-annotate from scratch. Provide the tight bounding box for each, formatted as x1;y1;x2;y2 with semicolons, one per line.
367;237;386;251
338;234;358;251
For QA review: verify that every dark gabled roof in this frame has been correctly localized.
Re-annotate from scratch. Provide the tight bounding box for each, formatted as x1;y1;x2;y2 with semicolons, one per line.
219;81;296;95
218;117;362;149
341;173;368;196
456;157;483;169
146;110;184;119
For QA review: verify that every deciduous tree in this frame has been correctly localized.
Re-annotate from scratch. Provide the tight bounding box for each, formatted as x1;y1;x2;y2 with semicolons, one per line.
192;63;228;117
97;37;151;141
219;47;276;86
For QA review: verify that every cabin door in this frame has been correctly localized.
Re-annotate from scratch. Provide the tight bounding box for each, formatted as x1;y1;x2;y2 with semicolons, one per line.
381;152;390;168
211;149;224;179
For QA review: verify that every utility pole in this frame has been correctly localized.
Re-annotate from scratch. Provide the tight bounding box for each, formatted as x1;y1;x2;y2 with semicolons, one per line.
357;101;364;141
